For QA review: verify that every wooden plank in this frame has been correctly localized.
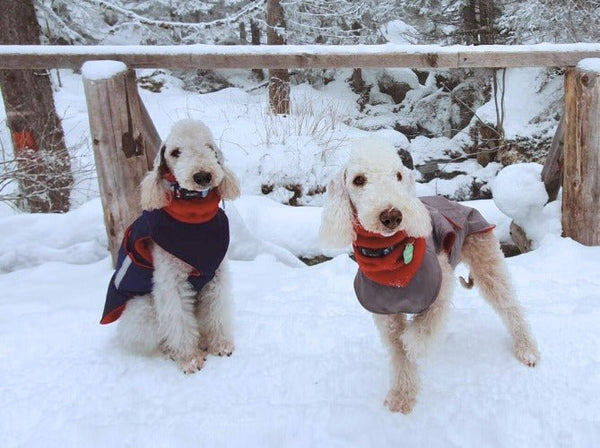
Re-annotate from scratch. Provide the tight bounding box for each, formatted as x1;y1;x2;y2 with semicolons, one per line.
1;44;600;69
562;63;600;246
541;115;564;201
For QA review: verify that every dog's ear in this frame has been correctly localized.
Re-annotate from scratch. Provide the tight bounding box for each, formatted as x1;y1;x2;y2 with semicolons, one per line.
140;144;170;211
219;166;241;200
319;169;355;248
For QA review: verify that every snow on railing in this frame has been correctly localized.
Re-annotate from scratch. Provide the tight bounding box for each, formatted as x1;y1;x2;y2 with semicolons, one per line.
1;43;600;69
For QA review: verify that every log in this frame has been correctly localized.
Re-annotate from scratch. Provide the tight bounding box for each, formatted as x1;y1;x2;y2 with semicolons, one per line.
82;62;161;264
562;61;600;246
509;221;532;254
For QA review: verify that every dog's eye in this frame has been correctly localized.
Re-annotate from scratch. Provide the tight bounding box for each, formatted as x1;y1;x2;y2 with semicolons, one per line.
170;148;181;158
352;175;367;187
397;172;403;181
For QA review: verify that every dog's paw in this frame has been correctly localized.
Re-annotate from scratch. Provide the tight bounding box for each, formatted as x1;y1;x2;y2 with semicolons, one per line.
384;389;416;414
204;340;234;357
514;342;540;368
178;352;208;374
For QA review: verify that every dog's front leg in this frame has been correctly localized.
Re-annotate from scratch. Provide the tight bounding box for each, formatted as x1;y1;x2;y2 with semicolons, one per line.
152;245;205;373
374;313;419;414
402;254;453;361
196;262;234;357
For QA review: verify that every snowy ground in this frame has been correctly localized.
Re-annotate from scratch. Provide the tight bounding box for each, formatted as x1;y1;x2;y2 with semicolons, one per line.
1;68;599;447
1;195;600;448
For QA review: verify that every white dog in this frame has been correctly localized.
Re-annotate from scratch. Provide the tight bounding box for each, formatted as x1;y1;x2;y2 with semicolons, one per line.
100;119;240;373
320;138;540;413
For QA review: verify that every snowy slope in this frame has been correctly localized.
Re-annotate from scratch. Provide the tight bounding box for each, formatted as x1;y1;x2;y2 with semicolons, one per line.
1;197;599;448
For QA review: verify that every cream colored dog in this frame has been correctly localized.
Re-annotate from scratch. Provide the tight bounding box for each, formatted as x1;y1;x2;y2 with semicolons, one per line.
320;138;539;413
104;119;240;373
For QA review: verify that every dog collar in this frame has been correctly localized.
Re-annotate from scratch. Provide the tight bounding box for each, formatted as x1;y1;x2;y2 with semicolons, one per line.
171;183;212;200
358;244;398;258
357;240;416;264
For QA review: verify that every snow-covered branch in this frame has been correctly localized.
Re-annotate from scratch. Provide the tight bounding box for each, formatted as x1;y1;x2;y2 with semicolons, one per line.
81;0;266;31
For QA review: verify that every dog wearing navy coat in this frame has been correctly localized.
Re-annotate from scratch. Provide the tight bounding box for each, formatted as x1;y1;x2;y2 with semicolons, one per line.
101;119;240;373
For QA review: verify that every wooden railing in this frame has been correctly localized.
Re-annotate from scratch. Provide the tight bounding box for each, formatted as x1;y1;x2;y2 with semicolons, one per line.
1;43;600;69
0;44;598;252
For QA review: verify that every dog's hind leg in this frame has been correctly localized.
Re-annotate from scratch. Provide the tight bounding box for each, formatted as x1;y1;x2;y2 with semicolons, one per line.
462;231;540;367
401;254;454;361
196;262;234;357
117;295;161;355
374;313;420;413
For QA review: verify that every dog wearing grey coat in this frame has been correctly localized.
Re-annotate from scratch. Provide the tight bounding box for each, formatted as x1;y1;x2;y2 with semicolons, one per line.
320;138;540;413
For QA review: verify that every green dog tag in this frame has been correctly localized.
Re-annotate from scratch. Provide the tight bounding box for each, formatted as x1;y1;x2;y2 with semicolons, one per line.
403;243;414;264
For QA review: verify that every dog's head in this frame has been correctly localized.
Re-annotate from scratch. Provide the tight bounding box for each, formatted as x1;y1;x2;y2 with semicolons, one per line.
320;137;431;248
141;119;240;210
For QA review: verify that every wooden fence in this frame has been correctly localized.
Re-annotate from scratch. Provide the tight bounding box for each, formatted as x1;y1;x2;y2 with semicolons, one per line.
0;44;598;256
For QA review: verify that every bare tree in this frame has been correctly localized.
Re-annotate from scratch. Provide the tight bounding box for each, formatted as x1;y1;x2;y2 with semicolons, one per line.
0;0;73;212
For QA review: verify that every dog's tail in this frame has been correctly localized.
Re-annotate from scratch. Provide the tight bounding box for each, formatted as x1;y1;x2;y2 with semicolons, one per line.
459;273;474;289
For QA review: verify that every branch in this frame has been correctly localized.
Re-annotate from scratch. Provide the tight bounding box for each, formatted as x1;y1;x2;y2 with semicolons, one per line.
81;0;266;31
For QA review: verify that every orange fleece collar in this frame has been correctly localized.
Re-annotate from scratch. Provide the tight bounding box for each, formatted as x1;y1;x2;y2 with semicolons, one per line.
352;221;427;288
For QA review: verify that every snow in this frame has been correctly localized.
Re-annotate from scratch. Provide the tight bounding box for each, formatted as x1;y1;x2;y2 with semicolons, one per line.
383;20;418;45
1;42;600;57
492;163;561;248
1;53;600;448
81;60;128;80
1;198;600;447
577;58;600;72
474;67;562;139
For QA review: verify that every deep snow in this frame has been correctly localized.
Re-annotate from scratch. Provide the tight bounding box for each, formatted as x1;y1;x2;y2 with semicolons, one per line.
1;66;599;447
1;197;599;448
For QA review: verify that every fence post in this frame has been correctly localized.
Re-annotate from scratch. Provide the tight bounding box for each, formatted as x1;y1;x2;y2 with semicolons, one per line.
563;60;600;246
267;0;290;114
82;61;161;264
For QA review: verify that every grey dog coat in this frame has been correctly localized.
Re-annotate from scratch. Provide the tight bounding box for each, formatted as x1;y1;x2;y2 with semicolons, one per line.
354;196;494;314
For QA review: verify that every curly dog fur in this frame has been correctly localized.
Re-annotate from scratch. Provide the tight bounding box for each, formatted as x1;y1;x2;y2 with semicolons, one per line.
320;137;540;413
116;119;240;373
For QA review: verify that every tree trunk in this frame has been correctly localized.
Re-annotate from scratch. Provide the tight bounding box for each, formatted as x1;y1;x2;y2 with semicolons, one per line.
267;0;290;114
0;0;73;212
562;64;600;246
250;19;264;81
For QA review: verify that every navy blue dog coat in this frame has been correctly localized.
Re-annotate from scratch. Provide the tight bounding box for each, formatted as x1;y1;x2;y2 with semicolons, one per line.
101;198;229;324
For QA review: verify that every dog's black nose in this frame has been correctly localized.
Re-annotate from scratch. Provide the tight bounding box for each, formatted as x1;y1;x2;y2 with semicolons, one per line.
193;171;212;186
379;208;403;229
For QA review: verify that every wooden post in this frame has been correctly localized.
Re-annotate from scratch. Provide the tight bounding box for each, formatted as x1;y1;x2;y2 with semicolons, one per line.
563;60;600;246
267;0;290;114
82;61;161;264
